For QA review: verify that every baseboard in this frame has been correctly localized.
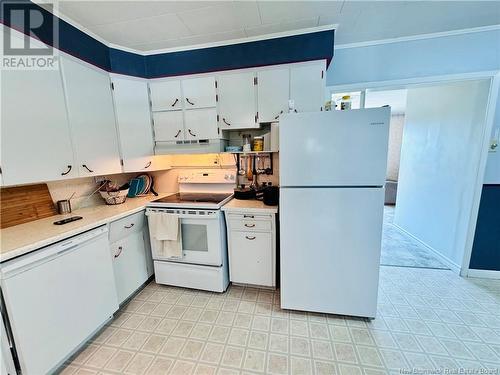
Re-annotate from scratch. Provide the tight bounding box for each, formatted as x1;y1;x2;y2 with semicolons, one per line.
467;269;500;279
392;223;462;274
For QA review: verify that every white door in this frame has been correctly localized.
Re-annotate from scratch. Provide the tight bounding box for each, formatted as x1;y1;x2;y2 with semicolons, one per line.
61;56;122;176
182;76;216;109
150;79;182;111
111;231;149;304
279;108;390;187
153;111;185;141
290;62;325;112
1;69;76;185
184;108;219;140
112;76;155;172
257;68;290;122
280;187;383;318
217;71;257;129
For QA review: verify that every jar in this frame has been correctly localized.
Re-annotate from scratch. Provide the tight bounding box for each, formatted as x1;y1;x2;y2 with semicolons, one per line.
253;136;264;151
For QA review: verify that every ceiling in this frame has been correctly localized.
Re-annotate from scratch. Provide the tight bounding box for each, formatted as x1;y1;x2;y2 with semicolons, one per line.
45;1;500;52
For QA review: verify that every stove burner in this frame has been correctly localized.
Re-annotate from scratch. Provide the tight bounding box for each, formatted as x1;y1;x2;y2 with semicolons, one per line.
153;193;232;205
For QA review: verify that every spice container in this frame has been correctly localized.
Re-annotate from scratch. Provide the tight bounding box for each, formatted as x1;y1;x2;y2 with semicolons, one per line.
253;136;264;151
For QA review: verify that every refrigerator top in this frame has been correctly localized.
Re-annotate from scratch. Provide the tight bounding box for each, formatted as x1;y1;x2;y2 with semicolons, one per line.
279;108;391;188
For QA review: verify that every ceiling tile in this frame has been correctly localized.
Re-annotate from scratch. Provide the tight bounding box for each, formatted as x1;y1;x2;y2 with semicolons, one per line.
177;2;261;35
257;1;343;24
131;29;247;51
92;13;191;47
245;17;319;37
58;1;223;26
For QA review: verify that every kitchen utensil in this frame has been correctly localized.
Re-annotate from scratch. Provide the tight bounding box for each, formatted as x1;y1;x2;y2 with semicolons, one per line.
246;155;253;181
56;200;72;215
53;216;83;225
233;186;256;200
238;156;246;175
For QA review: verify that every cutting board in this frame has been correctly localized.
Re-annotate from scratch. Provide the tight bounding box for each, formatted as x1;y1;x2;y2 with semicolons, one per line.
1;184;57;229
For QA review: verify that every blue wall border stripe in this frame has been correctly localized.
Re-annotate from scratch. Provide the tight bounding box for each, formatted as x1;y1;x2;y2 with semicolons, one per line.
1;0;333;79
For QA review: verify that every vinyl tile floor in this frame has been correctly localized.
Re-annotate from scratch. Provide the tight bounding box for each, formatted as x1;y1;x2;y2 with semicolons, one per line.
381;206;448;269
61;267;500;375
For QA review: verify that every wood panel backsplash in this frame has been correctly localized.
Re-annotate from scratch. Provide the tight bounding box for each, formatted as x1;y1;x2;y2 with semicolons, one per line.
1;184;57;228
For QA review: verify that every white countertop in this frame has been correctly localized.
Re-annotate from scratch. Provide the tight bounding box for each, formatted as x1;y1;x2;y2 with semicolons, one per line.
0;193;173;263
222;198;278;214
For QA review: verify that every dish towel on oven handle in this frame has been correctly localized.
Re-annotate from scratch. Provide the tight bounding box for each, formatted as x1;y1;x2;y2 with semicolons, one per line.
148;212;182;259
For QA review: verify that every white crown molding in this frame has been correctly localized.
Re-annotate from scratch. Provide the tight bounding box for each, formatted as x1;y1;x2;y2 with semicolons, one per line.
123;24;338;56
335;24;500;50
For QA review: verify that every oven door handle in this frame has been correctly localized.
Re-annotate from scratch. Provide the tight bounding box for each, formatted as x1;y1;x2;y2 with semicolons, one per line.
145;210;220;219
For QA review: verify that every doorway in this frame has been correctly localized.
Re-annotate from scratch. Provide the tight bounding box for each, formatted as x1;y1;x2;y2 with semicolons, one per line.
331;78;492;271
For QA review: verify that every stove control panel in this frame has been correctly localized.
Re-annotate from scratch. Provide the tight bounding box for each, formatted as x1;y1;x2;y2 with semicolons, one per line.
178;169;236;184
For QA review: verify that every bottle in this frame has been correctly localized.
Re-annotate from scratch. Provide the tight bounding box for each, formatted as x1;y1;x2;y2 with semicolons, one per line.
340;95;352;110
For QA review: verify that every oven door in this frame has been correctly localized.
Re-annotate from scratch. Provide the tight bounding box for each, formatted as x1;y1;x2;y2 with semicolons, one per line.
147;208;224;267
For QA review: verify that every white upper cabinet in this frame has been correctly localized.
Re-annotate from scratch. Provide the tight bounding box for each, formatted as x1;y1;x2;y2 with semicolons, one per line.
182;76;217;109
257;67;290;122
217;71;258;129
290;62;325;113
150;80;182;111
184;108;219;140
111;76;156;172
153;111;185;142
1;69;76;185
61;56;122;177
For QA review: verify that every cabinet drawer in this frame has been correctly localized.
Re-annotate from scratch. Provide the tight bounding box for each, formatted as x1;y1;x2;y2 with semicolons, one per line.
228;218;272;232
109;211;145;243
228;231;273;287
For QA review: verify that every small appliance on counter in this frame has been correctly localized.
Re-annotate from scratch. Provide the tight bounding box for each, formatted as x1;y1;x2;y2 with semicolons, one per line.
233;185;257;200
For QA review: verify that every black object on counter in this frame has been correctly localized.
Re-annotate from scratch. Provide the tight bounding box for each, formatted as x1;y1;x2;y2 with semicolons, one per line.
263;186;279;206
234;186;256;200
53;216;83;225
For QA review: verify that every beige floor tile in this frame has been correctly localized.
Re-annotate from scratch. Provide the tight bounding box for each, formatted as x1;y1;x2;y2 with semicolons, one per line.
124;353;154;375
252;316;271;331
356;346;383;367
200;342;225;364
141;335;167;354
216;311;236;326
248;331;269;350
161;337;186;357
183;307;203;321
145;356;173;375
122;314;146;330
291;356;312;375
60;364;79;375
312;340;334;360
243;349;266;372
190;323;213;340
104;350;134;372
233;313;253;329
199;309;219;323
267;353;288;374
137;316;162;332
290;336;311;357
271;318;289;334
75;369;98;375
228;328;249;346
156;318;178;335
150;303;172;317
180;340;205;360
106;328;133;347
85;346;117;369
310;322;330;340
315;360;338;375
290;320;309;337
72;344;100;365
122;332;150;351
221;346;245;368
209;325;231;343
338;363;362;375
169;360;195;375
269;334;289;354
194;363;217;375
173;321;195;337
334;343;358;363
136;302;158;315
92;326;116;344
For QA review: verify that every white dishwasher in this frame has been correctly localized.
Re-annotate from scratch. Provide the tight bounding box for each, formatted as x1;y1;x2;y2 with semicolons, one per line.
0;226;119;375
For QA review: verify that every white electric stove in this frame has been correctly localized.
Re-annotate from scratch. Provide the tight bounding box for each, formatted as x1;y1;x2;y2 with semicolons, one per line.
146;169;236;292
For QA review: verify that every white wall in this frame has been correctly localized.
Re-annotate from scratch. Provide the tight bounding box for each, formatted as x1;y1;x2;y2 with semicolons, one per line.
483;84;500;184
386;114;405;181
394;79;491;268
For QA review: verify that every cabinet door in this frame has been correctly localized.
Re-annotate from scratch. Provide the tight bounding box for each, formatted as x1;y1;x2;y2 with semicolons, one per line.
153;111;184;141
290;63;325;112
111;231;149;304
229;231;273;286
258;68;290;122
218;72;257;129
150;80;182;111
184;108;219;140
61;57;122;176
182;76;216;109
112;76;155;172
1;69;76;185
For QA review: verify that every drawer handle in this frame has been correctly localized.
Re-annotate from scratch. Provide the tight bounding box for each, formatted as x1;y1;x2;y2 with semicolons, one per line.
124;223;135;229
243;215;254;218
244;223;255;228
61;165;72;176
188;129;197;137
171;98;179;107
114;246;123;258
186;98;195;106
82;164;94;173
174;129;182;138
245;236;256;240
223;118;231;126
144;161;151;169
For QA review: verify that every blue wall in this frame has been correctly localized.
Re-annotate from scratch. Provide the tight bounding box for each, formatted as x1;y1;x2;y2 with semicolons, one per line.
325;29;500;272
0;0;334;78
469;185;500;271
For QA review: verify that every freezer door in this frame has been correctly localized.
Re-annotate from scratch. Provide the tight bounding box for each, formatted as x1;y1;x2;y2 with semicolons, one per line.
279;108;390;187
279;187;384;318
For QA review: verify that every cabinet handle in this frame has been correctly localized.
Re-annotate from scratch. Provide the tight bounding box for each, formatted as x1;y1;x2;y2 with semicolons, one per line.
144;161;152;169
223;118;231;126
124;223;135;229
114;246;123;258
274;110;284;120
244;223;255;228
186;98;195;106
61;165;72;176
294;109;298;113
245;236;256;240
188;129;197;137
243;215;254;218
82;164;94;173
174;129;182;138
171;98;179;107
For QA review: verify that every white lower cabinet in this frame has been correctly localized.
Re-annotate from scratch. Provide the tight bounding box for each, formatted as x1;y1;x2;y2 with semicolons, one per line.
225;212;276;288
109;211;153;304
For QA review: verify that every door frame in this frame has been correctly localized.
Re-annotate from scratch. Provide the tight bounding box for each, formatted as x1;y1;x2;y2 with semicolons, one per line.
328;70;500;276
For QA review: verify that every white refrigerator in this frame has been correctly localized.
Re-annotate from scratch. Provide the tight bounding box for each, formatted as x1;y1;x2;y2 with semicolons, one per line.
279;108;390;318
